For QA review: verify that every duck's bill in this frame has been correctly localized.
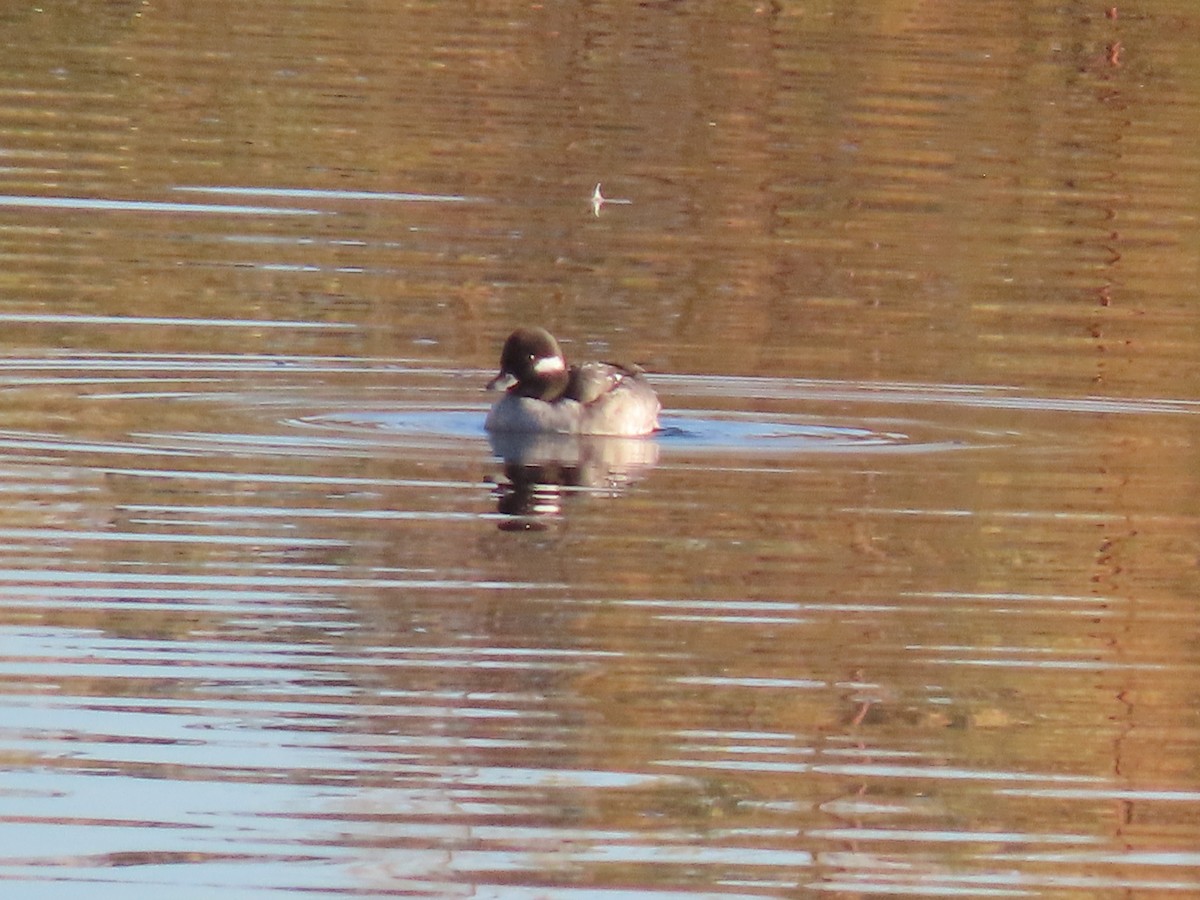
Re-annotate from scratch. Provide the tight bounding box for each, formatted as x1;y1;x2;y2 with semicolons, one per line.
486;371;517;392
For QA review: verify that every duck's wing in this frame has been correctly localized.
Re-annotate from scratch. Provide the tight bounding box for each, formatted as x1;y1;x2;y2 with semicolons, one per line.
565;362;643;404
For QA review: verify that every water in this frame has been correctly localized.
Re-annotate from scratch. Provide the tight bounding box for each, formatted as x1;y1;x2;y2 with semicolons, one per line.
2;2;1200;898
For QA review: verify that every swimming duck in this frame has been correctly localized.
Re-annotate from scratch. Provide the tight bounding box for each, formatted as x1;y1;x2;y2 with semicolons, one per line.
485;327;660;436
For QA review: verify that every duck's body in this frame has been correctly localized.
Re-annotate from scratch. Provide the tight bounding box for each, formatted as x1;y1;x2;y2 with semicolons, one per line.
485;327;660;436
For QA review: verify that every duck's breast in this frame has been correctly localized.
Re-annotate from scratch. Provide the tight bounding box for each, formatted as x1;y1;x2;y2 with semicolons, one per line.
485;394;583;434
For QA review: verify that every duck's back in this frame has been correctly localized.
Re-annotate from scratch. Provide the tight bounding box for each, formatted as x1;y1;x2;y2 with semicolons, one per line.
570;363;660;436
566;362;639;404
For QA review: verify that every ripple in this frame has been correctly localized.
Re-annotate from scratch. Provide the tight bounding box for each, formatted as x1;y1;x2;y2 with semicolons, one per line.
0;193;320;216
175;185;479;204
301;408;970;455
659;374;1200;417
658;413;915;453
298;408;486;445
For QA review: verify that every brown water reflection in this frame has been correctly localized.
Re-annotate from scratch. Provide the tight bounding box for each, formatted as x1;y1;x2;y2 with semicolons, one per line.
2;1;1200;898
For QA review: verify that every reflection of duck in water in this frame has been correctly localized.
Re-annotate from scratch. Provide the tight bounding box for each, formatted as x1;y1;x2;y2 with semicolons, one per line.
484;328;660;526
485;327;660;437
488;432;660;526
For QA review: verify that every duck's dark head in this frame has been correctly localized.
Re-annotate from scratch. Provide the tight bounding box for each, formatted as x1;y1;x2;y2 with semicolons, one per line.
486;327;570;400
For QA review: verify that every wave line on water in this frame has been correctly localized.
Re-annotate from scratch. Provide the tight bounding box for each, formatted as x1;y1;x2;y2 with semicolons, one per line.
0;570;552;590
175;185;479;203
659;374;1200;416
0;313;352;329
0;193;320;215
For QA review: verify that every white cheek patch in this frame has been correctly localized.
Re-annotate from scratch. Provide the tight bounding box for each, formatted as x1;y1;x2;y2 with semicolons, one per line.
532;355;565;375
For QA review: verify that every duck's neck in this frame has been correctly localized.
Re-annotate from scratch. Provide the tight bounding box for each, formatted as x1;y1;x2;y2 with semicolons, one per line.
517;367;570;401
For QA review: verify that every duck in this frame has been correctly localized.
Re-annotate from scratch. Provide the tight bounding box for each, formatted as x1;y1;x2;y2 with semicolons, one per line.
484;327;661;436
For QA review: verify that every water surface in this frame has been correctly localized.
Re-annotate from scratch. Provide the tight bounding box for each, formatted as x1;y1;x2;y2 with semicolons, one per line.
1;2;1200;898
